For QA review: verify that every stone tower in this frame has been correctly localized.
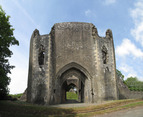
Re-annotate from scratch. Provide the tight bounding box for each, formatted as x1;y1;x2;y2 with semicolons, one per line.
27;22;118;105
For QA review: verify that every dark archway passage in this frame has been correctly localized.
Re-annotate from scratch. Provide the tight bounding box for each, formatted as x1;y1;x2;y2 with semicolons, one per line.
62;82;78;103
60;68;86;104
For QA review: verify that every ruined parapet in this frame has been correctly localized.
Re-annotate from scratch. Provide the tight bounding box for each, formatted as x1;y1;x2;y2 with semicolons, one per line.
117;75;143;99
92;25;118;102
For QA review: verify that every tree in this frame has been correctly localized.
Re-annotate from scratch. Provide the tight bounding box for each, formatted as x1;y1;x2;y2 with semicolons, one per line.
0;6;19;99
116;69;124;81
124;77;143;91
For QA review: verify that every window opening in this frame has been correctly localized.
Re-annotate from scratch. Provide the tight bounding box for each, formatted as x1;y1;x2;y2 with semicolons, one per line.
38;45;45;66
102;46;108;64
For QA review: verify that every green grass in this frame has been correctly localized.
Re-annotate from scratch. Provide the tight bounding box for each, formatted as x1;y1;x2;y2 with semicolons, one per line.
0;99;143;117
66;92;78;100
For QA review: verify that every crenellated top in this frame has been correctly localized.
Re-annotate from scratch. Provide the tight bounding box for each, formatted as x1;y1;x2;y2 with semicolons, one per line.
32;23;113;41
91;24;113;40
92;25;99;37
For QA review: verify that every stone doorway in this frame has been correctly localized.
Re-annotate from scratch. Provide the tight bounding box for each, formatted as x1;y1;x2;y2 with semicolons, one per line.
60;68;86;104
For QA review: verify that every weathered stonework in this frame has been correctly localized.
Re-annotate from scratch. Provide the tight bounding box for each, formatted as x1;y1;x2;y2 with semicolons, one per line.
27;22;119;105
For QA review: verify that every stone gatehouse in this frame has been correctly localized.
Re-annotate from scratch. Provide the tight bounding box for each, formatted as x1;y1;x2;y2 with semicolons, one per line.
27;22;118;105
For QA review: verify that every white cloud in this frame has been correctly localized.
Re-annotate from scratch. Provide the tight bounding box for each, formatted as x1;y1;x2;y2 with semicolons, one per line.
8;48;28;94
119;64;136;74
103;0;116;5
127;73;137;78
118;63;137;80
8;66;28;94
116;1;143;82
116;38;143;58
85;9;91;16
119;65;129;73
130;1;143;47
84;9;96;18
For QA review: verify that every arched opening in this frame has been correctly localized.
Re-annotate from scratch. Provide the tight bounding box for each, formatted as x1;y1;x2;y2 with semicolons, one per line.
55;62;92;104
60;68;86;104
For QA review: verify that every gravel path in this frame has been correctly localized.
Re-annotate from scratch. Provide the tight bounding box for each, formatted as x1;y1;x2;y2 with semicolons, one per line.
94;106;143;117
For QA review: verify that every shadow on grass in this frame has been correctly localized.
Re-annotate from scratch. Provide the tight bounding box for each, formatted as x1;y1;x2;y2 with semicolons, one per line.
0;101;77;117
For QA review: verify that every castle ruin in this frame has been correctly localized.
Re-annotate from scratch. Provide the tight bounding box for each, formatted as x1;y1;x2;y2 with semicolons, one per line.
27;22;142;105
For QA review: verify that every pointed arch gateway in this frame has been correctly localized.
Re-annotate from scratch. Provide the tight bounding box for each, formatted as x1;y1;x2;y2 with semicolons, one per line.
56;62;92;103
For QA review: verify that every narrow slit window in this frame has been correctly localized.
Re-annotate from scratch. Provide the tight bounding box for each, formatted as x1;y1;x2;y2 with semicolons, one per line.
38;45;45;66
102;46;108;64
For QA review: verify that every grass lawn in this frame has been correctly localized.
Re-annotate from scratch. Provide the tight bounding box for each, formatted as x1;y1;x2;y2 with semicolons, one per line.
66;92;78;100
0;99;143;117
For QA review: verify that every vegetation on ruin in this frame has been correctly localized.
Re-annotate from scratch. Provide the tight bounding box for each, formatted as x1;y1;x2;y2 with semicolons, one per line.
0;99;143;117
116;69;143;91
116;69;124;81
0;6;19;99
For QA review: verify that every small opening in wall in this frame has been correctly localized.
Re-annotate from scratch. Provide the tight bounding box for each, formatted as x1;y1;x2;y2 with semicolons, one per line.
91;88;94;95
38;45;45;66
102;46;108;64
54;89;56;93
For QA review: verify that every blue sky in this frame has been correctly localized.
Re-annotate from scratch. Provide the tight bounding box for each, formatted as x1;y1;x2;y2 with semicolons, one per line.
0;0;143;94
